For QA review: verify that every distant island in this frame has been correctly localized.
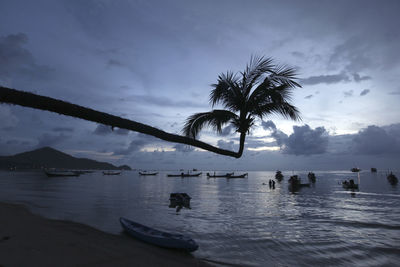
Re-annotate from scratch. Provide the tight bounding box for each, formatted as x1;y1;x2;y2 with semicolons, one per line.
0;147;131;171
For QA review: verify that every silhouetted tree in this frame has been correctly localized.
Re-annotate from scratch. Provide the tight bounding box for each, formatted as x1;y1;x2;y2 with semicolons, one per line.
183;55;301;157
0;56;301;158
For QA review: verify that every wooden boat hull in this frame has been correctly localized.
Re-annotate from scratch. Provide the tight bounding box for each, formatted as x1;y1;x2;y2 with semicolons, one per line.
206;172;234;178
167;172;202;177
139;172;158;176
169;193;191;202
120;217;198;252
275;171;284;181
342;183;359;189
227;173;248;178
387;174;398;185
226;173;247;179
103;171;121;175
44;170;79;177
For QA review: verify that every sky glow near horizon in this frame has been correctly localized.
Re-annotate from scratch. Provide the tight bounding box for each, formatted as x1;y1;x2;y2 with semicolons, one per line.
1;0;400;170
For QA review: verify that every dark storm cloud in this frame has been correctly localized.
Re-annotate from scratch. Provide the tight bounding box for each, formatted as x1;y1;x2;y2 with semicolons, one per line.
36;133;70;148
284;125;329;155
360;89;370;96
93;124;112;135
217;140;235;151
301;72;350;85
0;33;52;80
113;139;147;155
351;125;400;154
220;125;234;136
262;121;328;155
173;143;194;153
121;94;207;108
113;133;159;155
5;139;30;146
244;136;276;149
52;127;74;132
291;51;305;58
261;120;288;147
388;91;400;95
106;59;124;68
93;124;129;135
353;73;371;82
261;120;277;130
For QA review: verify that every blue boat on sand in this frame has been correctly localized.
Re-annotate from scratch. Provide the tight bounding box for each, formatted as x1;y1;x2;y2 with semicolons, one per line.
119;217;199;252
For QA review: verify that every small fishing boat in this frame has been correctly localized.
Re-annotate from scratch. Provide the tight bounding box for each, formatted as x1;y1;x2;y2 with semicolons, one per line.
227;173;248;178
275;170;284;181
342;179;359;189
307;172;316;183
288;175;310;191
167;172;202;177
139;171;158;176
371;168;377;173
169;193;191;202
44;169;80;177
206;172;234;178
103;171;121;175
351;168;361;172
73;170;94;175
119;217;199;252
387;172;398;185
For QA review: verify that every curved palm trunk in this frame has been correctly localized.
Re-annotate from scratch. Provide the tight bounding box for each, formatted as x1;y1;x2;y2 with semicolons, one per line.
237;132;246;158
0;86;242;158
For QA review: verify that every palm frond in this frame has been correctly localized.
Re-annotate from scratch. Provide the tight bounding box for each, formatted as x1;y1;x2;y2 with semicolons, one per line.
210;72;240;106
182;110;239;139
209;72;244;112
269;64;301;88
248;83;293;107
251;102;301;121
242;55;274;96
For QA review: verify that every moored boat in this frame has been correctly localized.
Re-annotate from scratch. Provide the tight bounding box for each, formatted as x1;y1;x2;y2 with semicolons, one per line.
387;172;398;185
44;169;80;177
167;173;201;177
342;179;359;189
169;193;191;202
103;171;121;175
119;217;198;252
351;167;361;172
371;168;377;173
226;173;248;178
275;170;284;181
206;172;234;178
307;172;316;183
288;175;310;191
139;171;158;176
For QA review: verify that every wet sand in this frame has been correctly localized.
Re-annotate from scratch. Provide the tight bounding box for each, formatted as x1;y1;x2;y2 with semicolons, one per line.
0;202;212;267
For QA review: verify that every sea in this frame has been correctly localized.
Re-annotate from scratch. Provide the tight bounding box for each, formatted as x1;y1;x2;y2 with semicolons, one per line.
1;170;399;266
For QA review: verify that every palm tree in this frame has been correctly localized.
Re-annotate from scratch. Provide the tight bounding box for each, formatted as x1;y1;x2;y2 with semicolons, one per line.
183;55;301;158
0;55;301;159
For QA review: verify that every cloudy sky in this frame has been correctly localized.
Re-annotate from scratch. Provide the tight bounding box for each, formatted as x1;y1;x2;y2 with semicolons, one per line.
1;0;400;170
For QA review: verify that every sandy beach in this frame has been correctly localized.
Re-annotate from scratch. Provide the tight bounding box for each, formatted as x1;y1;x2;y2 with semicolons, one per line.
0;202;212;267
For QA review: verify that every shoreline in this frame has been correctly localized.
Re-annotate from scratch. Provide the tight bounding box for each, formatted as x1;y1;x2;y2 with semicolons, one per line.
0;202;212;267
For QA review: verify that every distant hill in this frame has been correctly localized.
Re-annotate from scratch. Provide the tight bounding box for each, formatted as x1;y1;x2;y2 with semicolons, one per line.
0;147;131;170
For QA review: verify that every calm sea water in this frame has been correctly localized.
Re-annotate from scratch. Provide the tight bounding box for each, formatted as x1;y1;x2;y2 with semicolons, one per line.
1;170;399;266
